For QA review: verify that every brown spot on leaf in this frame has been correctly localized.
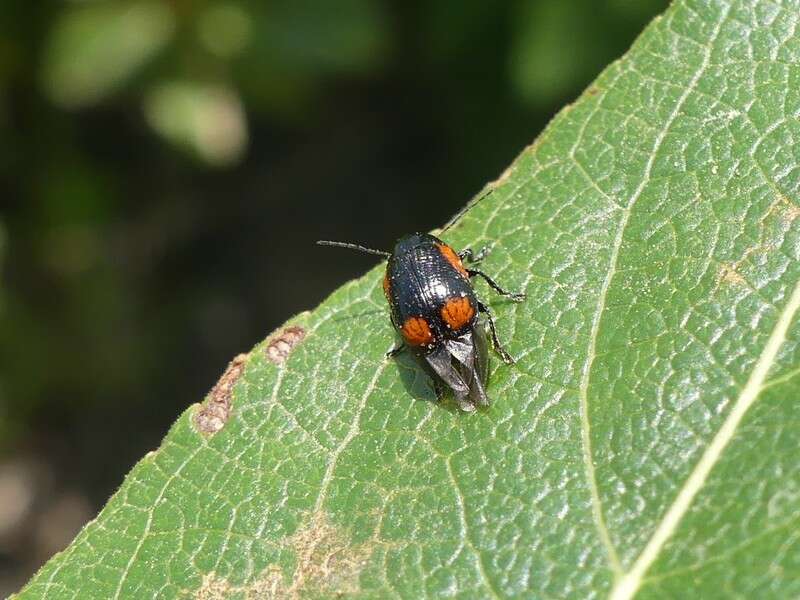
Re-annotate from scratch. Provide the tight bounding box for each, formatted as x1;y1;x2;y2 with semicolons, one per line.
193;568;285;600
266;326;306;365
193;512;372;599
248;566;286;598
719;263;746;286
194;353;247;435
765;194;800;225
281;511;370;597
193;572;231;600
780;199;800;224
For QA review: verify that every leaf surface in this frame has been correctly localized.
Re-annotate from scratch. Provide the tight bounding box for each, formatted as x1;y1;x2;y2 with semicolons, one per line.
19;0;800;597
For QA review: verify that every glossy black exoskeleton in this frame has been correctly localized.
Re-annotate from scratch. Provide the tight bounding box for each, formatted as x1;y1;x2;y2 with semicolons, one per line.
317;232;525;411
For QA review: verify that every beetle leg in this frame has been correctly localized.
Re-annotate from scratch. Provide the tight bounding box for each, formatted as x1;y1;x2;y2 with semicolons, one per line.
477;301;515;364
459;246;491;264
386;342;406;358
468;269;526;301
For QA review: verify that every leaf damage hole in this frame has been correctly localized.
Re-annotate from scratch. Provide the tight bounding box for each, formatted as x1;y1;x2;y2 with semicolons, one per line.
265;325;306;365
194;353;247;435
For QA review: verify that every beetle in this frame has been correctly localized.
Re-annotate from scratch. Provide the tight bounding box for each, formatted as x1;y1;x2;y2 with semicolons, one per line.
318;232;525;411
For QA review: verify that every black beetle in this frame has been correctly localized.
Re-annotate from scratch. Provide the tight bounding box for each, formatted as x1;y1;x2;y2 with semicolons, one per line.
318;232;524;411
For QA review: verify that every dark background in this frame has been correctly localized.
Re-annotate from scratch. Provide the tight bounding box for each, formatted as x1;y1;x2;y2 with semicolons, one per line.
0;0;666;593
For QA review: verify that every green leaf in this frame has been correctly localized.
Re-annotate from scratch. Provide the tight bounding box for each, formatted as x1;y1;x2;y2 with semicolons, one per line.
18;0;800;597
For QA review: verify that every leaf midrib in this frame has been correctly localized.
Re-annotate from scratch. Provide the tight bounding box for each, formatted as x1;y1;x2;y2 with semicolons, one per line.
576;4;800;598
611;277;800;599
576;0;730;591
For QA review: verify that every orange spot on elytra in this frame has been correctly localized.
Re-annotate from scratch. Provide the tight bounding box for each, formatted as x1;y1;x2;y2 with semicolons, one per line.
401;317;434;346
441;296;475;331
383;272;391;300
436;243;468;278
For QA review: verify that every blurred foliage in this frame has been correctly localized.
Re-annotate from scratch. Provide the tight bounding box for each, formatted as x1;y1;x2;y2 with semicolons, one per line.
0;0;666;592
41;1;176;109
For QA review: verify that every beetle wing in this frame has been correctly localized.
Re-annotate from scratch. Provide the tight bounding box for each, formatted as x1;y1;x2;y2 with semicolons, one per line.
467;320;490;407
444;335;474;368
424;345;474;411
446;327;490;408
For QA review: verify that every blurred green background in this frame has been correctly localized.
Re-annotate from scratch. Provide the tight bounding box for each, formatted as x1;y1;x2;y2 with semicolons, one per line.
0;0;666;592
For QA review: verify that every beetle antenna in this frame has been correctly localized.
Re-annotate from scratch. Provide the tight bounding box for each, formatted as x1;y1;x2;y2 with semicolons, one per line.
316;240;391;257
440;188;496;234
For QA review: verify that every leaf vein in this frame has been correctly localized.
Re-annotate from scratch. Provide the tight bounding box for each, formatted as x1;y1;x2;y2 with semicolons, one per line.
313;338;389;513
577;2;743;586
446;456;502;599
612;265;800;598
111;445;201;599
